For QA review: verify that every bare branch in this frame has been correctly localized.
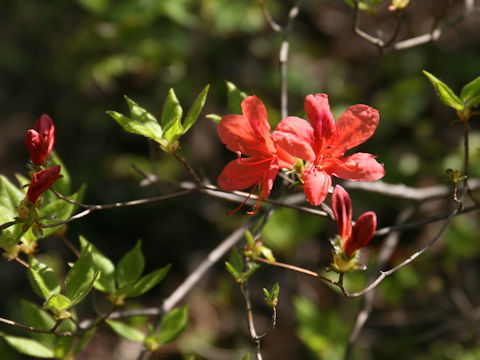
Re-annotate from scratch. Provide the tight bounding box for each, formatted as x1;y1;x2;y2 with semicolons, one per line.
352;0;476;52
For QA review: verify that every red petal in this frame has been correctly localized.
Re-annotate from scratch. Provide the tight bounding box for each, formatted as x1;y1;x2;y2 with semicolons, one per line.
332;185;352;241
26;165;61;204
329;153;385;181
34;114;55;155
218;157;271;191
218;114;271;157
303;165;331;206
328;105;379;155
273;116;316;162
304;94;335;150
344;211;376;257
241;96;272;139
25;130;46;166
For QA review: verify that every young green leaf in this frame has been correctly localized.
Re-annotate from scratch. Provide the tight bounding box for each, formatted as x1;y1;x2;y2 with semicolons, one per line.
65;248;100;306
226;81;248;115
106;320;146;342
121;264;171;298
156;305;189;346
460;76;480;109
183;85;210;133
116;240;145;289
228;247;244;273
423;70;463;111
107;96;165;145
28;256;60;300
79;236;116;294
2;335;55;358
206;113;222;124
225;262;242;282
242;263;260;281
241;353;250;360
161;89;184;141
43;294;72;317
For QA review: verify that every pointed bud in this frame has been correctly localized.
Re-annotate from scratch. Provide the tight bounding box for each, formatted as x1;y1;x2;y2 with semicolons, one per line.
26;165;61;204
332;185;353;241
25;114;55;166
344;211;376;257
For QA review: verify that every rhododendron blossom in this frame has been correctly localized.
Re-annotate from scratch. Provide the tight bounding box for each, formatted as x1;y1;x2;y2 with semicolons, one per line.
25;114;55;166
332;185;376;258
273;94;385;206
26;165;61;204
217;96;295;214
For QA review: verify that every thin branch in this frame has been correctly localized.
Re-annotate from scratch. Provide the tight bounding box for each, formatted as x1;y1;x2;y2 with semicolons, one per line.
352;0;476;52
344;206;414;360
0;317;74;337
43;187;198;228
345;207;459;298
241;282;263;360
172;152;202;185
258;0;300;118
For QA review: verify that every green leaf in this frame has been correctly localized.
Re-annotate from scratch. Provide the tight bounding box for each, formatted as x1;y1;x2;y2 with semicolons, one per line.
183;85;210;133
0;175;24;214
206;113;222;124
242;263;260;281
49;151;71;196
228;247;243;273
225;262;241;281
44;294;72;313
423;70;463;111
106;320;146;342
28;256;60;300
65;248;100;306
21;300;56;350
156;305;189;346
2;335;55;358
28;267;54;300
226;81;248;115
161;89;184;141
79;236;116;294
460;76;480;109
122;264;171;298
116;240;145;289
107;96;165;145
241;353;250;360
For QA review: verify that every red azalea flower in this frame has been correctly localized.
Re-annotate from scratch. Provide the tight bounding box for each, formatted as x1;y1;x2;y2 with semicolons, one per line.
217;96;295;214
273;94;385;206
332;185;376;258
25;114;55;166
26;165;61;204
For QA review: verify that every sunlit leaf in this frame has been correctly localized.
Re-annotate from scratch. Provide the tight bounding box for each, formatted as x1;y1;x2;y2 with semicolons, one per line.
423;70;463;111
106;320;146;342
183;85;210;133
226;81;248;115
460;76;480;109
156;305;189;346
2;335;55;358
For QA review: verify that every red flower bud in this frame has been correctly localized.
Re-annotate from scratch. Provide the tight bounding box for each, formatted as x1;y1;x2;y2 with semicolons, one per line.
26;165;61;204
25;114;55;166
332;185;376;258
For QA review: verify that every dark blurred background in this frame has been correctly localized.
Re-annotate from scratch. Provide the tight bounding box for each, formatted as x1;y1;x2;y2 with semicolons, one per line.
1;0;480;359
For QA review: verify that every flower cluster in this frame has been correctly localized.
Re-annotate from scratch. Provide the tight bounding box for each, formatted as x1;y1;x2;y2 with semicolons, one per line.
217;94;385;212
